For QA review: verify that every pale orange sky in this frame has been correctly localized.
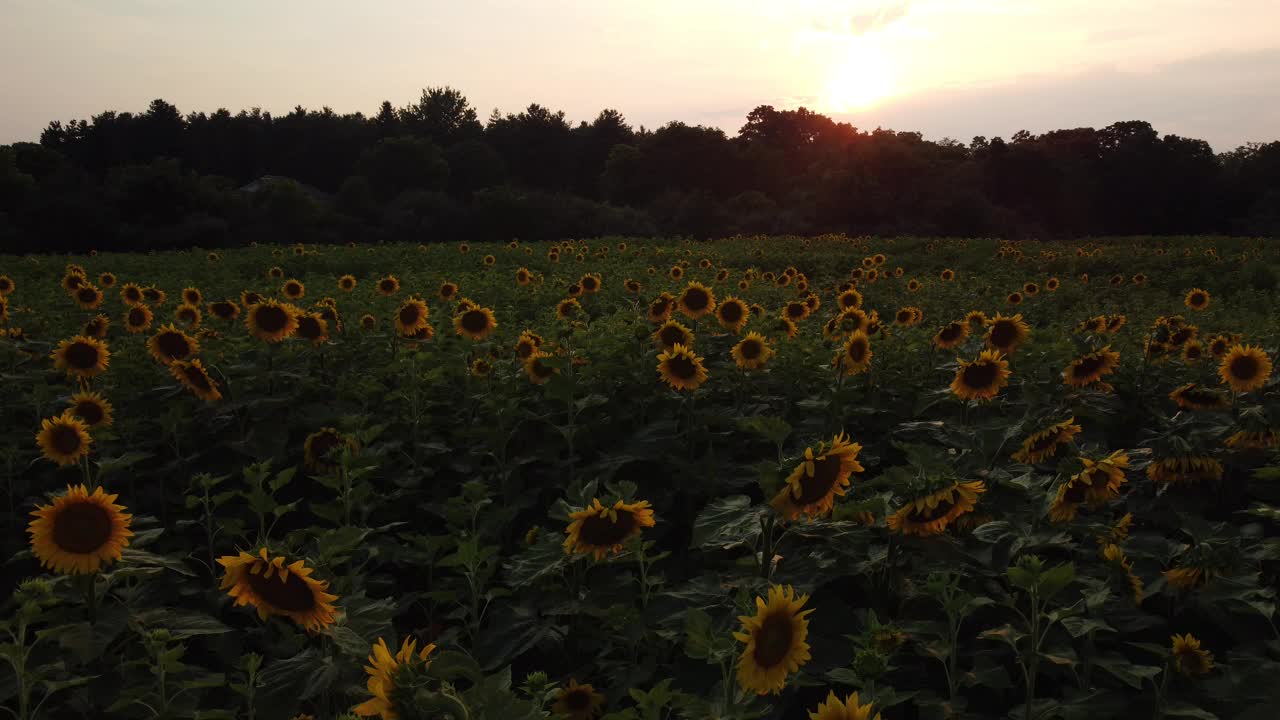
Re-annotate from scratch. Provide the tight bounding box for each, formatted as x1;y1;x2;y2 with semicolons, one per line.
3;0;1278;150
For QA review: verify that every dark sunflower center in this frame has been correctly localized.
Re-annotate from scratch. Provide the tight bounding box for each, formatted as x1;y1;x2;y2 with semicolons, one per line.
286;283;301;295
651;300;670;315
787;304;806;319
1185;346;1202;359
1230;355;1259;380
516;341;535;359
128;308;147;325
125;288;142;302
185;293;199;304
77;288;98;302
461;310;489;332
380;280;396;292
683;289;709;310
962;361;999;389
244;293;262;305
1183;388;1219;405
1083;469;1111;490
847;340;868;363
583;278;597;290
559;303;577;317
1072;356;1105;378
298;317;323;339
740;340;762;359
1061;481;1089;504
244;566;318;612
310;433;341;461
578;510;636;546
939;324;963;342
53;502;112;554
157;332;191;359
51;425;84;454
752;611;795;668
666;355;698;380
74;401;104;425
1191;293;1206;305
659;326;687;346
720;302;743;323
1170;329;1192;346
531;359;554;378
65;275;84;289
0;279;11;291
143;290;160;301
795;456;843;504
212;302;234;318
399;306;421;326
1028;432;1061;453
256;306;289;332
85;320;103;335
442;285;456;298
989;322;1017;348
183;366;213;392
908;497;956;522
896;311;911;323
65;342;100;369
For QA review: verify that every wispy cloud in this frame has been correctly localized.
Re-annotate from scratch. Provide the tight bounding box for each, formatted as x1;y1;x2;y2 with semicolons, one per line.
812;1;911;36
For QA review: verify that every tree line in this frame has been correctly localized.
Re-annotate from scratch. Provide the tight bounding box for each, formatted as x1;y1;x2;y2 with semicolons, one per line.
2;87;1278;252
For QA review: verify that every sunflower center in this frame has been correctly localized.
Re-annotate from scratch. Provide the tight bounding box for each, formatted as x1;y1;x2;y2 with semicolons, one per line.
380;280;395;292
1061;480;1089;504
309;433;342;461
989;322;1017;348
1230;355;1259;380
74;401;104;425
298;317;323;339
1170;329;1192;346
516;341;535;359
531;358;555;378
787;304;806;319
157;332;191;359
564;689;592;711
52;502;112;554
962;361;998;388
847;340;868;363
1072;356;1105;378
752;611;796;668
720;302;743;323
1191;293;1206;305
245;566;318;613
1083;469;1111;491
1028;432;1061;453
659;326;687;347
795;456;843;505
65;342;100;369
583;278;597;290
77;288;97;302
212;302;234;318
578;509;636;547
739;340;762;360
256;306;289;332
51;424;84;455
939;324;963;343
666;355;698;380
683;289;709;311
460;310;489;332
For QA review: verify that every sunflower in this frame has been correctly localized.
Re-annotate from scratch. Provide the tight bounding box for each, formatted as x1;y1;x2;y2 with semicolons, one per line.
359;314;377;330
524;351;559;384
836;288;863;311
1046;277;1060;291
51;335;111;378
677;281;716;320
734;585;814;695
268;266;285;280
907;279;922;292
563;498;656;560
28;484;132;574
950;350;1010;402
1023;281;1039;296
1006;292;1023;305
579;273;602;294
1146;455;1222;485
209;299;241;321
146;324;200;365
124;305;154;334
808;691;882;720
1171;634;1213;677
0;275;13;296
732;332;773;371
965;310;987;329
1218;344;1272;393
181;287;203;306
394;299;430;337
933;321;969;350
454;306;497;340
303;427;356;473
280;279;305;300
169;304;201;330
887;481;986;536
552;680;605;720
656;343;708;391
375;275;400;297
1184;288;1210;310
1105;315;1127;333
1101;544;1144;604
556;298;583;321
716;297;749;333
782;300;810;323
335;274;357;293
142;286;166;305
294;312;329;344
1171;383;1236;414
61;271;86;293
1224;429;1280;449
1077;450;1129;506
404;323;435;342
1011;418;1082;464
1109;274;1124;287
1181;340;1206;363
770;433;864;520
170;358;222;402
939;269;955;282
668;265;684;280
1048;474;1090;523
83;314;110;339
653;320;695;351
246;300;298;343
73;284;103;310
217;548;338;632
624;278;642;294
482;254;496;267
240;290;264;307
985;313;1030;354
35;411;93;466
1063;347;1121;388
68;391;113;428
514;330;545;360
837;332;873;376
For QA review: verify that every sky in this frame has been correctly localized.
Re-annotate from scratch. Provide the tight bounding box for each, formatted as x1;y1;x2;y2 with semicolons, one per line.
2;0;1279;151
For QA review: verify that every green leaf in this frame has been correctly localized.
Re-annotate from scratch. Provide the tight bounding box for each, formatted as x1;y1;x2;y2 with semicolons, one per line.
1038;562;1076;601
1092;656;1161;689
131;609;231;639
691;495;762;550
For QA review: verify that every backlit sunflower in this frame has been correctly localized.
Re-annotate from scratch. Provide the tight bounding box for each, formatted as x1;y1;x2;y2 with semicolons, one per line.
524;351;559;384
241;290;264;307
1171;634;1213;677
770;433;864;520
1101;544;1144;604
653;320;695;351
217;548;338;632
1171;383;1232;413
1146;454;1222;485
376;275;400;296
734;585;814;695
808;691;882;720
142;286;166;305
61;271;85;293
553;679;605;720
1206;334;1236;358
1023;282;1039;296
303;427;356;473
294;311;329;344
1217;344;1271;393
147;324;200;365
716;296;749;333
556;298;583;321
732;332;773;371
1048;473;1090;523
985;313;1030;354
394;299;430;337
887;481;986;536
0;275;13;296
837;288;863;311
181;287;203;306
579;273;602;294
73;284;103;310
933;321;969;350
246;300;298;343
1184;288;1210;311
950;350;1010;402
677;281;716;319
28;484;132;574
837;332;873;376
209;299;241;321
1045;277;1059;291
454;306;497;340
338;274;357;292
563;498;656;560
68;391;113;428
281;279;305;300
1011;417;1082;464
36;411;93;466
51;335;111;379
124;305;154;334
170;358;222;402
83;314;110;338
1181;340;1205;363
1063;347;1121;388
657;343;708;391
965;310;987;329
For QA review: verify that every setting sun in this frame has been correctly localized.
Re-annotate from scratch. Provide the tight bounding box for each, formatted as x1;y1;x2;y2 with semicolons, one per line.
823;40;897;112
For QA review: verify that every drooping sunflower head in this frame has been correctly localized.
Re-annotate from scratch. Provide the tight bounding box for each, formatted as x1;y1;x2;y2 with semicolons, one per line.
808;691;882;720
51;335;111;378
1184;288;1210;310
303;427;357;473
677;281;716;319
1077;449;1129;506
73;284;103;310
985;313;1030;354
657;343;708;391
83;314;110;339
1146;454;1223;485
182;287;203;306
734;584;814;695
1218;344;1272;393
1011;417;1082;464
170;358;222;402
732;332;774;371
524;350;560;384
653;320;695;352
36;411;93;466
240;290;264;307
771;433;865;520
394;299;430;337
1171;634;1213;677
563;498;656;560
556;298;583;322
965;310;988;329
1063;347;1121;388
552;679;605;720
454;306;497;340
217;548;338;632
28;484;132;574
716;296;749;332
933;321;969;350
209;299;241;321
246;300;298;343
147;324;200;365
887;480;986;536
951;350;1010;402
352;637;437;719
1104;315;1126;333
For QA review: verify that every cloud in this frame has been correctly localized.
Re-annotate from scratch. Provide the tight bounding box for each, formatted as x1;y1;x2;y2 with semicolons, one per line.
812;1;911;36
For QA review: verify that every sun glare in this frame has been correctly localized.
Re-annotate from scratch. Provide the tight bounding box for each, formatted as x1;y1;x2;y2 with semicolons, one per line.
823;40;897;112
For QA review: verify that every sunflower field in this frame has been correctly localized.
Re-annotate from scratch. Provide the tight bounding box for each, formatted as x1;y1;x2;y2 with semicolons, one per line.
2;236;1279;720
